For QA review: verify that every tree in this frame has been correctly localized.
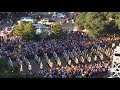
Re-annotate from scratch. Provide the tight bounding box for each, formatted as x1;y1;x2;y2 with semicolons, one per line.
51;21;63;34
23;22;36;40
49;21;64;39
75;12;120;38
12;22;24;36
12;22;37;40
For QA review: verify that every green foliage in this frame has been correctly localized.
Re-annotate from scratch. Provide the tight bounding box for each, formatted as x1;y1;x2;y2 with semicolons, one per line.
75;12;120;38
23;22;36;40
13;22;24;36
37;31;49;39
51;21;63;34
0;59;26;78
49;31;64;39
36;21;65;40
12;22;37;40
46;21;64;39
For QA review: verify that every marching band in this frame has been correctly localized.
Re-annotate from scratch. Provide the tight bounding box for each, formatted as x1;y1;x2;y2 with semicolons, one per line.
9;42;114;75
44;53;53;68
2;31;118;78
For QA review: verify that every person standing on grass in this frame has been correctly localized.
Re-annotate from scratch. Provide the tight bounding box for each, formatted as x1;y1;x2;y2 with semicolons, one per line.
28;64;32;75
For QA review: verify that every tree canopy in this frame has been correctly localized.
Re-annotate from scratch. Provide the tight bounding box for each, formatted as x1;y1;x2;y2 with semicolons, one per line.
51;21;63;34
12;22;36;40
12;21;64;40
75;12;120;38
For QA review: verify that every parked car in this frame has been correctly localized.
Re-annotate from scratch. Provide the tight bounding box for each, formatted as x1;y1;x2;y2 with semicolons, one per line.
52;13;66;19
18;17;37;23
45;20;56;26
38;18;49;24
57;13;66;18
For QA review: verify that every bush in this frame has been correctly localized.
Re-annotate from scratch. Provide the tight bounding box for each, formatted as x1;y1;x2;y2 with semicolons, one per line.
75;12;120;38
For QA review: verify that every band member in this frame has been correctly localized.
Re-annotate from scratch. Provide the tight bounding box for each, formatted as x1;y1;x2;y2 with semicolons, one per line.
20;64;23;73
81;56;85;64
56;57;62;67
44;53;53;68
74;57;79;65
34;54;39;61
85;54;89;60
36;57;41;66
49;61;53;68
94;55;97;63
87;56;91;63
105;50;108;56
8;57;13;67
69;52;74;60
16;57;21;66
28;64;32;74
108;52;111;58
40;62;43;70
8;57;14;72
68;59;71;66
53;51;57;58
23;56;26;61
100;53;104;61
74;50;78;57
63;51;66;59
24;58;29;67
110;55;113;60
112;43;115;48
44;53;49;60
57;60;62;67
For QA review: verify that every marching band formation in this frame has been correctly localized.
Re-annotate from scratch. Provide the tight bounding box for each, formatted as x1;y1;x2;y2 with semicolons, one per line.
1;31;120;78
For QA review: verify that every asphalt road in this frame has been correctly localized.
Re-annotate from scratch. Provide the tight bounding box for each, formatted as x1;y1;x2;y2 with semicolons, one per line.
57;18;74;31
